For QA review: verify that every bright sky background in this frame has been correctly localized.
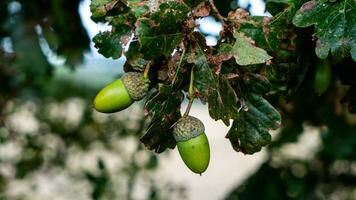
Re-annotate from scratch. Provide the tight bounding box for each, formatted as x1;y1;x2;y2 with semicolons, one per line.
2;0;268;65
78;0;269;54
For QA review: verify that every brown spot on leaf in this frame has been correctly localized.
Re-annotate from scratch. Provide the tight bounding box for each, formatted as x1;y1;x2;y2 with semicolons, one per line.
263;16;271;25
274;121;281;129
210;53;233;65
227;8;249;21
226;73;239;79
104;1;118;11
184;17;196;31
266;59;272;65
120;35;131;46
239;32;256;45
299;0;316;12
137;2;146;6
210;53;233;75
143;108;149;116
167;51;181;81
196;92;208;104
212;63;221;75
156;58;169;81
194;3;211;17
262;16;272;35
158;67;168;81
135;18;158;31
186;52;196;64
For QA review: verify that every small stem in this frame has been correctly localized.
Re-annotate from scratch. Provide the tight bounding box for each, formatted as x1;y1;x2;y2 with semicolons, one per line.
172;48;186;86
143;62;151;79
188;67;195;99
184;67;195;117
184;98;194;117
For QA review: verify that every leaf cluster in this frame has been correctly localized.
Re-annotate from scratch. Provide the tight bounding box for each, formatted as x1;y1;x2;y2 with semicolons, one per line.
90;0;356;154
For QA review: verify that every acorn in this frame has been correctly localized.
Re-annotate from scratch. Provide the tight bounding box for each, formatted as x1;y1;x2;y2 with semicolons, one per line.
173;116;210;174
93;72;150;113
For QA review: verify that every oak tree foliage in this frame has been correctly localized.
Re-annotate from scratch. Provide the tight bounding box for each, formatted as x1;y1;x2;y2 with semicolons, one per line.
90;0;356;154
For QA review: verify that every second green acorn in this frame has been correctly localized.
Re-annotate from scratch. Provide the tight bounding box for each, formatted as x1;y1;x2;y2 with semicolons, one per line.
173;116;210;174
93;72;150;113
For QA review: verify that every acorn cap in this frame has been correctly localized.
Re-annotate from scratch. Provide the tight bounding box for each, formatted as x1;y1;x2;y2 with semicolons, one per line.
173;116;205;142
121;72;150;101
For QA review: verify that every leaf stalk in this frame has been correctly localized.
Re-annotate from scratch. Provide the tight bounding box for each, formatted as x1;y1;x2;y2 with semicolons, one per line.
184;67;195;117
172;48;186;86
143;62;151;79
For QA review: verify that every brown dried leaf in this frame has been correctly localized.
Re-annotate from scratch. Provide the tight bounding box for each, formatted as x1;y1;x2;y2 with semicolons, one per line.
120;35;131;46
227;8;249;22
194;4;211;17
167;51;181;81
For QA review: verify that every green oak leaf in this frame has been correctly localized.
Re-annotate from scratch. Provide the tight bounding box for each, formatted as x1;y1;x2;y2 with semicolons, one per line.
124;41;147;72
150;2;190;28
141;84;184;153
135;2;189;59
93;31;129;59
232;32;272;66
227;93;281;154
190;36;216;99
90;0;114;19
243;73;272;95
109;12;137;28
266;10;296;52
266;0;290;16
237;16;268;50
126;0;149;18
90;0;129;22
192;36;240;126
107;1;149;28
208;76;240;126
293;0;356;61
135;18;183;59
238;2;300;54
236;2;311;96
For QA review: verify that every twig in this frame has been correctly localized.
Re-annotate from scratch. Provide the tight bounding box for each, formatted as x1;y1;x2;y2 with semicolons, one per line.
143;62;151;79
171;48;186;86
208;0;227;27
183;67;195;117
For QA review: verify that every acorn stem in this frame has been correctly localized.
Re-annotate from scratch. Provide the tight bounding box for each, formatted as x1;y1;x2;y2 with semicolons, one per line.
184;98;194;117
188;67;194;99
172;48;186;86
143;62;151;79
184;67;195;117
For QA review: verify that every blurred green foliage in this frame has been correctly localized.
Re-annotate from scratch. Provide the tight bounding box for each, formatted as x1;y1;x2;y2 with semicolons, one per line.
0;72;185;199
0;0;184;199
226;59;356;199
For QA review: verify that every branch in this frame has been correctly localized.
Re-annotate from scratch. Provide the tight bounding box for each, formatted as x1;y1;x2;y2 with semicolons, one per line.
208;0;227;28
183;67;195;117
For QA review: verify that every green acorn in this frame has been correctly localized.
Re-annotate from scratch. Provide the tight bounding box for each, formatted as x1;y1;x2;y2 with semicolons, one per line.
93;72;150;113
173;116;210;174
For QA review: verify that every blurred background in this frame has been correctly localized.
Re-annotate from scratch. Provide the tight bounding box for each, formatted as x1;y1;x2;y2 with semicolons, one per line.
0;0;355;200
